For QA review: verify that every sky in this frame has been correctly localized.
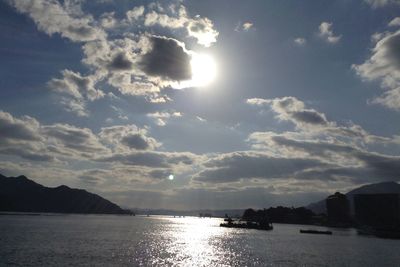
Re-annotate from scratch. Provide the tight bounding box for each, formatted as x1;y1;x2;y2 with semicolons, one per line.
1;0;400;210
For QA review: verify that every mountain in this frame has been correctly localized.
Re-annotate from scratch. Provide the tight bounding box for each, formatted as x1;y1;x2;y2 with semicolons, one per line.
307;181;400;214
0;174;132;214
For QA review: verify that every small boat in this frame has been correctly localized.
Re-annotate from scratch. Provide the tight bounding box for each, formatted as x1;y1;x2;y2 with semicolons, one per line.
300;229;332;235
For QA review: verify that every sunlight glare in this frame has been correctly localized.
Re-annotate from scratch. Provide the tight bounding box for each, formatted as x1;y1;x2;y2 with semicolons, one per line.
190;53;217;87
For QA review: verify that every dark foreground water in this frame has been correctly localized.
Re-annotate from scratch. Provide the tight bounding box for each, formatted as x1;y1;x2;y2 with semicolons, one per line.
0;214;400;266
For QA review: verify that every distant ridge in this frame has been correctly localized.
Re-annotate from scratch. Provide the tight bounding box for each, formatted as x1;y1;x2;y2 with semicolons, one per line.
307;181;400;214
0;174;132;214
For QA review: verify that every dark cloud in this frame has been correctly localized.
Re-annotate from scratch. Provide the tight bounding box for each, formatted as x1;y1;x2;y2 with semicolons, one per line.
247;97;329;128
121;134;150;150
0;147;55;162
42;124;106;153
96;151;195;168
0;111;40;141
251;133;400;182
194;152;324;183
291;110;328;125
148;169;172;179
108;52;134;71
139;36;192;81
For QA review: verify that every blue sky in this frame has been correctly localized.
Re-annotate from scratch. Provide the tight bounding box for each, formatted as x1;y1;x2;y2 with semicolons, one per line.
1;0;400;210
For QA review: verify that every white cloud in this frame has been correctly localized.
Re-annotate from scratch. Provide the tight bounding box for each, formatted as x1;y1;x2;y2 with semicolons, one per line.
364;0;400;8
126;6;145;22
389;17;400;27
353;28;400;110
247;96;400;146
147;111;182;126
318;22;341;44
139;5;219;47
235;22;254;32
294;37;307;46
9;0;106;42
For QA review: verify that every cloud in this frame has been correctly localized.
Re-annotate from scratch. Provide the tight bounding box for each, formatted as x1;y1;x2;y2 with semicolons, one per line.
235;22;254;32
0;111;40;141
140;5;219;47
139;36;192;81
247;96;400;146
126;6;145;22
364;0;400;8
96;151;195;169
389;17;400;27
99;12;117;29
247;97;329;128
147;111;182;126
9;0;106;42
108;52;134;71
193;151;325;184
353;28;400;110
7;1;220;116
318;22;341;44
294;37;307;46
42;123;107;154
47;70;105;116
99;124;161;151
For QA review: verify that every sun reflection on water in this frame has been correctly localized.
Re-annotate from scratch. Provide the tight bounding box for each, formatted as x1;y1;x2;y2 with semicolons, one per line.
163;217;228;266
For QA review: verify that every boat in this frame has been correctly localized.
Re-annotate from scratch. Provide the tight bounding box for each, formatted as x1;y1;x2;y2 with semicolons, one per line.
299;229;332;235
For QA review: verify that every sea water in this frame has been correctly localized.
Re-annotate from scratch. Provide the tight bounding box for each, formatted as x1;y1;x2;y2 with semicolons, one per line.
0;214;400;266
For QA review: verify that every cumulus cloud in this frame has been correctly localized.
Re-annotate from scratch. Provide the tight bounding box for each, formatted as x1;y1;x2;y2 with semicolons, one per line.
247;96;400;146
99;12;117;29
0;111;40;141
48;70;105;116
353;26;400;110
8;0;106;42
139;36;192;81
318;22;341;44
0;111;170;165
139;5;219;47
247;97;329;128
126;6;145;22
235;22;254;32
6;1;220;115
42;123;107;154
99;124;161;152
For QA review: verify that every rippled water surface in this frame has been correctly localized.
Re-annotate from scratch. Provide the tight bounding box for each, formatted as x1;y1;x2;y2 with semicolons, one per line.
1;214;400;266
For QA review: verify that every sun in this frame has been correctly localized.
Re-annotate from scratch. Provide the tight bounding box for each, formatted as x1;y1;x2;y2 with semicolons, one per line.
190;53;217;87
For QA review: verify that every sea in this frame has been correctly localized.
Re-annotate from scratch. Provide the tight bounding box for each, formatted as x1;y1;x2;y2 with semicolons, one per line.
0;214;399;266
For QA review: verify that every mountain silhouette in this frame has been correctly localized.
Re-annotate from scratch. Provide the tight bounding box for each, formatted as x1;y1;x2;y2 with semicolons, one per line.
307;181;400;214
0;174;131;214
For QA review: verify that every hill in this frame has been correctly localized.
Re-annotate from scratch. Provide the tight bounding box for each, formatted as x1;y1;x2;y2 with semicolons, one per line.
0;174;132;215
307;181;400;214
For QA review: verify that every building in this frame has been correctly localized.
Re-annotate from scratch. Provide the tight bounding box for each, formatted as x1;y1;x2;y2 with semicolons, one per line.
326;192;350;225
354;194;400;228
